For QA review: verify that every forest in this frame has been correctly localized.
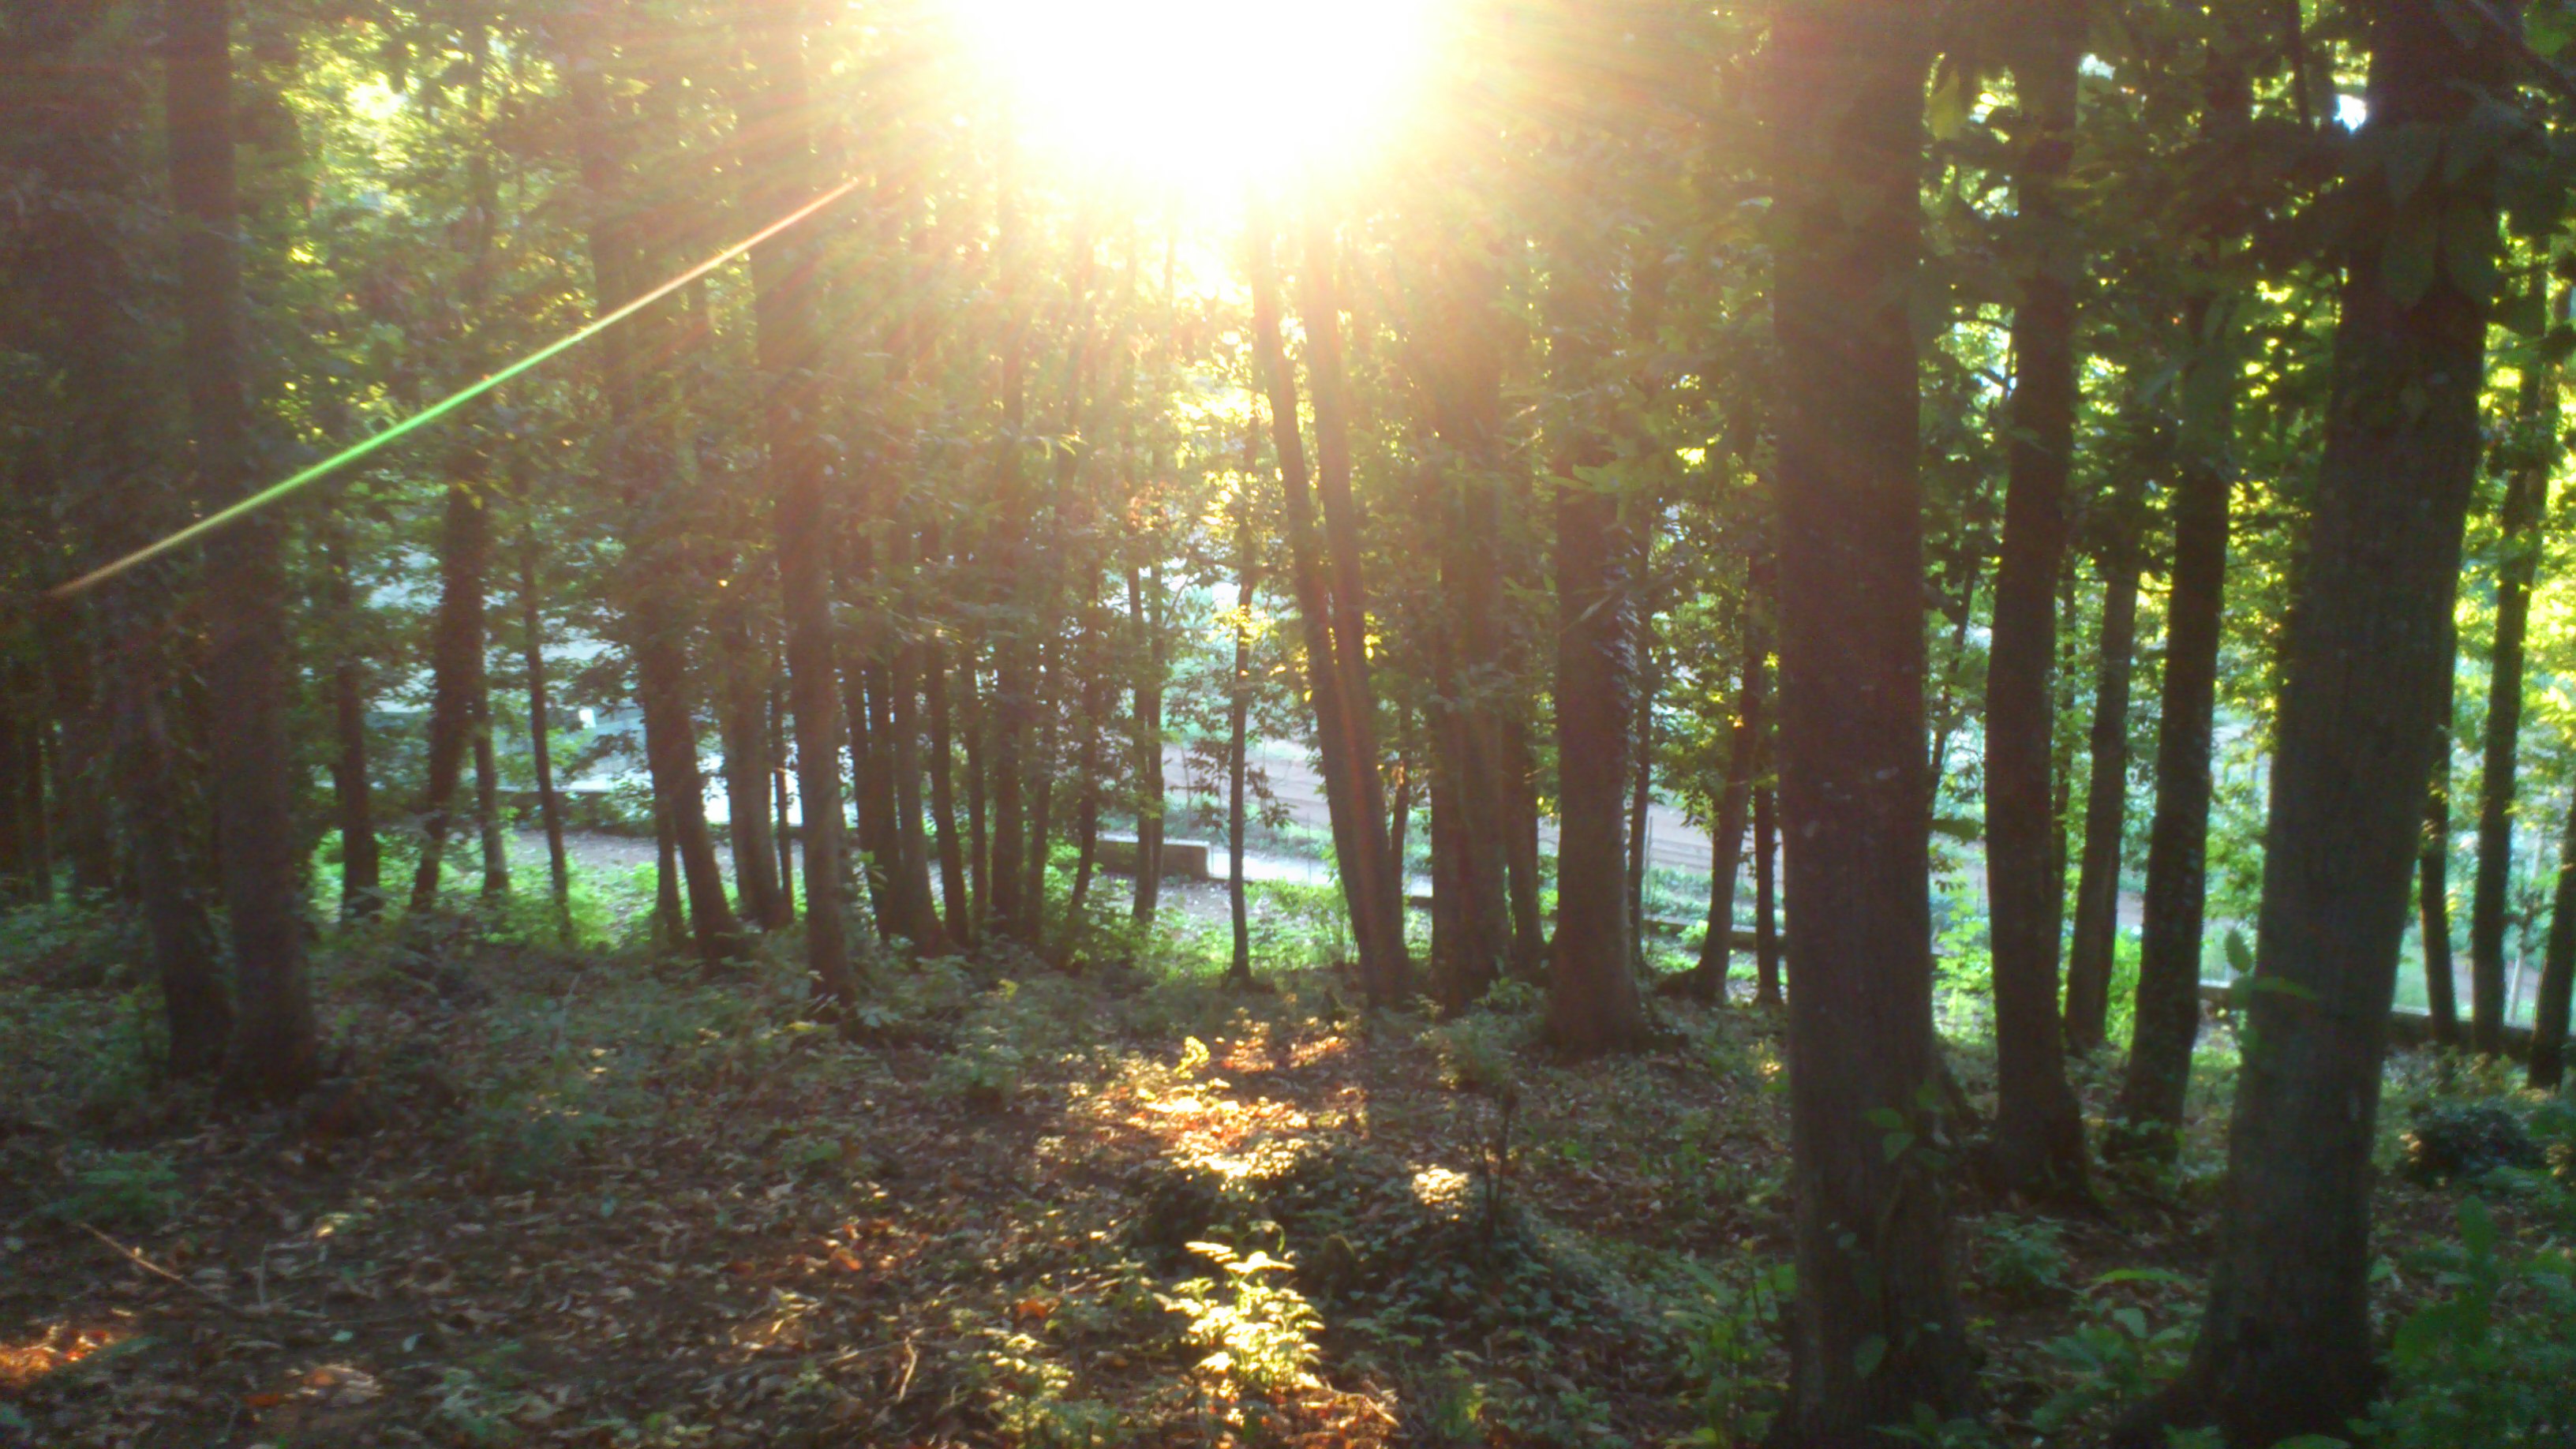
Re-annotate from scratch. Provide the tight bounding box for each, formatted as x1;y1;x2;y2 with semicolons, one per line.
5;0;2576;1443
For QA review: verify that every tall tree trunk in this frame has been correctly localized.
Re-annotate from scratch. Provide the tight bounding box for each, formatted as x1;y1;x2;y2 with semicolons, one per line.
772;690;796;915
2469;359;2555;1054
1626;668;1655;967
2529;792;2576;1088
520;538;571;923
2122;9;2511;1442
1413;247;1514;1006
1294;208;1413;1003
1248;204;1410;1005
2421;661;2462;1046
1765;5;1971;1432
965;662;990;921
407;21;499;917
717;604;788;929
410;482;492;914
1502;713;1547;978
320;520;382;920
1541;242;1646;1054
740;0;857;1005
1227;451;1263;986
1128;563;1167;922
2065;504;2142;1053
2112;290;2239;1155
473;686;507;899
168;0;316;1098
1692;614;1764;997
1754;781;1780;1005
1983;2;2090;1200
653;796;683;948
927;638;972;947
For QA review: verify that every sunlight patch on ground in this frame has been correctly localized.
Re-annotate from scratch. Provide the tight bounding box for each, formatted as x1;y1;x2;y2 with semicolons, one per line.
0;1320;133;1392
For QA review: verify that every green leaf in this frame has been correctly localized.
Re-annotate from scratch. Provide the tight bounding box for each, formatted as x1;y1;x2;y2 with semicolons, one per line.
1928;66;1970;142
1881;1130;1918;1162
2223;927;2255;979
1852;1333;1888;1379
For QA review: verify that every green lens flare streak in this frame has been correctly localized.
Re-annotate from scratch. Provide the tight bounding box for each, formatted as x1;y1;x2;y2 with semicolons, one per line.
48;178;862;601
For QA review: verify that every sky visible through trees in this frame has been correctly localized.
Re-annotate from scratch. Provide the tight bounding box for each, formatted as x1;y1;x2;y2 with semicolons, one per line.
6;0;2576;1444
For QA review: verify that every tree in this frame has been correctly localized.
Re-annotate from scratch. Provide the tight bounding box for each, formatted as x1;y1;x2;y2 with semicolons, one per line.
739;0;859;1008
167;0;319;1099
2468;330;2559;1056
2117;3;2521;1440
1981;0;2091;1200
1764;2;1972;1432
2112;41;2252;1156
2064;485;2141;1054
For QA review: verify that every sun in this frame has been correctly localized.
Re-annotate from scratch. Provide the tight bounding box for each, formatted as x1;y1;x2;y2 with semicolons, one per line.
947;0;1443;205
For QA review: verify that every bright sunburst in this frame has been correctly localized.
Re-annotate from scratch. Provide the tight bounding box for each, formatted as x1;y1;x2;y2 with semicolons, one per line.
949;0;1443;203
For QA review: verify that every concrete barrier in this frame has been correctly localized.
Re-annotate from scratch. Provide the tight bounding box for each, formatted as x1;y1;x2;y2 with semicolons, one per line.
1095;836;1213;882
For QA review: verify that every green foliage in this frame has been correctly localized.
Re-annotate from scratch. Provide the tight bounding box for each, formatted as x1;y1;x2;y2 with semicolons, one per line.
1162;1241;1324;1394
2034;1270;2199;1434
2403;1099;2545;1185
1970;1216;2071;1304
1669;1256;1791;1447
40;1148;183;1230
2362;1199;2576;1447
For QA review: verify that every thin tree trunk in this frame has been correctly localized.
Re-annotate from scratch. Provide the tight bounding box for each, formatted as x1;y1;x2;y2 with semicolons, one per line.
1502;713;1546;978
1128;563;1167;923
2065;506;2142;1053
1626;672;1654;966
1983;2;2090;1200
1227;451;1262;986
1293;207;1412;1003
1248;204;1410;1005
1765;5;1971;1430
320;521;382;919
927;638;972;947
520;539;571;922
169;0;316;1098
2529;791;2576;1088
1693;619;1764;996
771;687;796;916
2122;9;2510;1441
717;598;787;929
1754;781;1780;1005
740;0;857;1005
2421;680;2462;1046
653;796;683;948
2112;290;2239;1155
965;663;990;922
473;686;507;899
2469;360;2555;1054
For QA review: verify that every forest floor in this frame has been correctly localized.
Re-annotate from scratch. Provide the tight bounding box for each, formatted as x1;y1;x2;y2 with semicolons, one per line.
0;898;2560;1448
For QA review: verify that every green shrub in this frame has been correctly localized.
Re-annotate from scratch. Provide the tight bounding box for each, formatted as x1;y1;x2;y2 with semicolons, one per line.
1971;1216;2070;1303
43;1149;183;1230
2363;1197;2576;1447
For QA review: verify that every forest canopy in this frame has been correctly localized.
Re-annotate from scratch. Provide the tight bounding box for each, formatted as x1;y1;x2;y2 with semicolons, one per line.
6;0;2576;1444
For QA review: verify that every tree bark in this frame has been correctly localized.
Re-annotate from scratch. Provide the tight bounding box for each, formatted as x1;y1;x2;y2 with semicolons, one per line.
168;0;316;1099
1248;204;1411;1005
2421;658;2462;1046
567;35;739;968
473;683;507;899
1982;2;2090;1200
1692;613;1764;997
927;636;972;948
2123;7;2512;1441
717;601;788;929
1294;208;1413;1004
2111;290;2237;1156
1754;781;1780;1005
2529;792;2576;1088
520;537;571;922
1227;437;1264;986
1765;4;1971;1431
2065;506;2141;1054
320;520;382;920
2469;361;2554;1055
738;0;857;1003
